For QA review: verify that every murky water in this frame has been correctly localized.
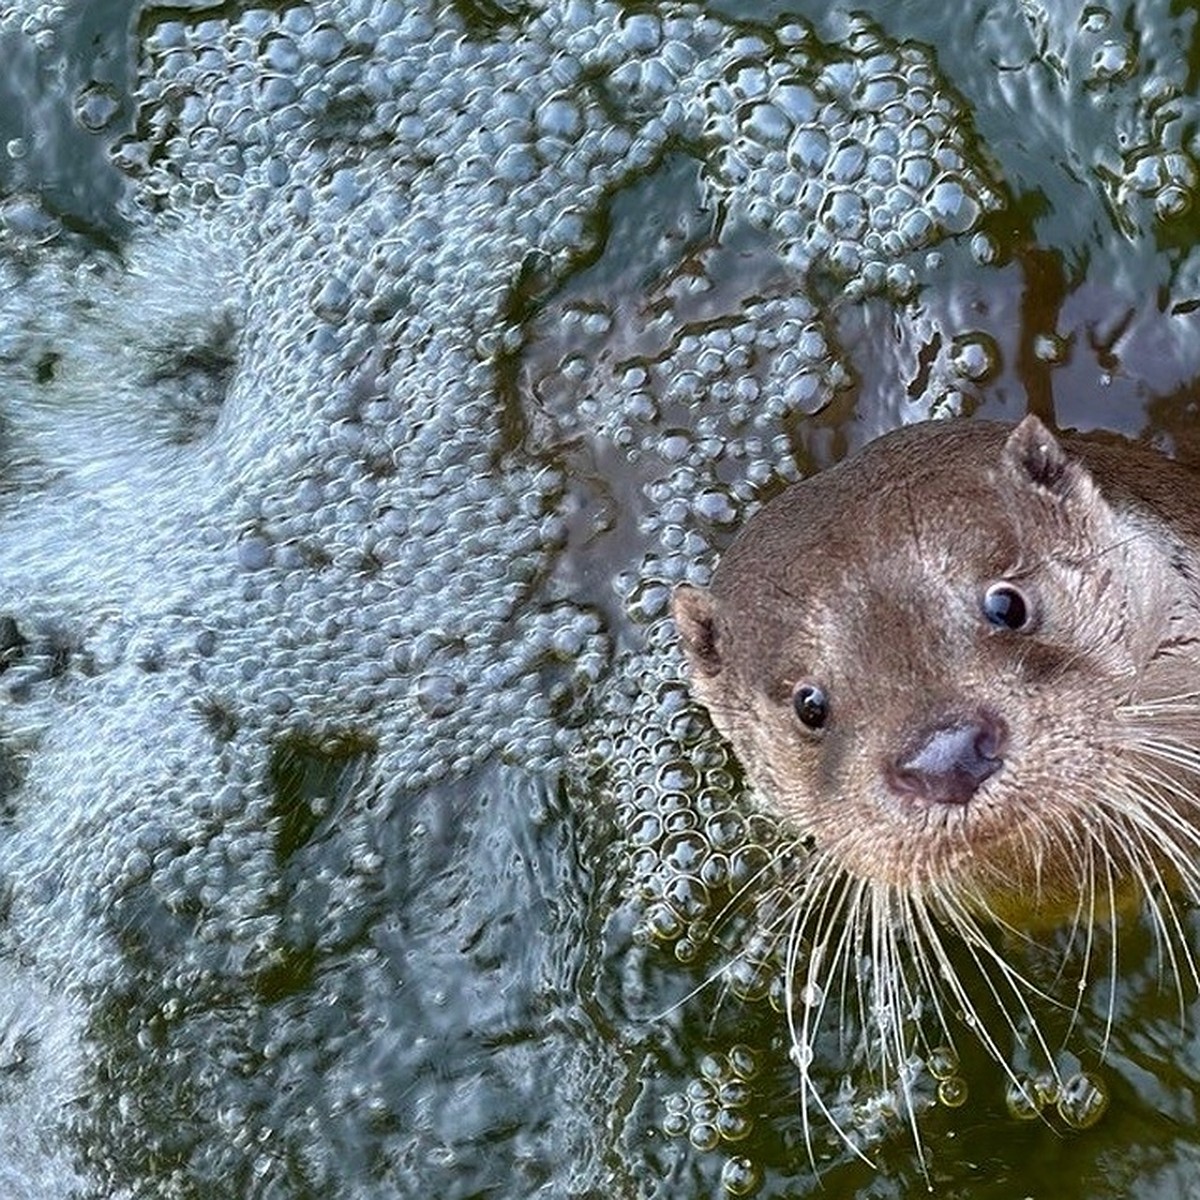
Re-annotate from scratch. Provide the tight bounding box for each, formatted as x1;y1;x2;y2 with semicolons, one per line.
1;0;1200;1196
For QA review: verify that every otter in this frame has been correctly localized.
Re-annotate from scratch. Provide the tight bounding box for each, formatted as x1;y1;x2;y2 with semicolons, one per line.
669;414;1200;1153
672;415;1200;926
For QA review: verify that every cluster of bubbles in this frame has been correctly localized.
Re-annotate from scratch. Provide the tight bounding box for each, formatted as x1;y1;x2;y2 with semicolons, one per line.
925;1045;969;1109
663;1044;759;1150
705;21;1000;290
1005;1068;1109;1129
662;1046;763;1196
1019;1;1200;234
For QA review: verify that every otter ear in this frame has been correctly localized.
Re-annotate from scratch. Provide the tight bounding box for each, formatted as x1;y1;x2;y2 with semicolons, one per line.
672;584;723;678
1002;414;1098;503
1003;415;1070;490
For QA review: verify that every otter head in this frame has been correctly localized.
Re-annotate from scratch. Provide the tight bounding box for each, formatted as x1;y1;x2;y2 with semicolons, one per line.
673;415;1192;924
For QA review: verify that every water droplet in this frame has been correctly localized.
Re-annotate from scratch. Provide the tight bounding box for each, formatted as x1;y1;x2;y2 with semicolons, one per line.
789;1039;814;1070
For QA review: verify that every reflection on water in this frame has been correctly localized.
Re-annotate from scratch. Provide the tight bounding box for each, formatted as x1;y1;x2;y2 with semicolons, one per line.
0;0;1197;1196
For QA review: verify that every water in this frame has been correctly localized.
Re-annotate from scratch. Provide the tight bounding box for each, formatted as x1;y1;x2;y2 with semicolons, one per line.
0;0;1199;1196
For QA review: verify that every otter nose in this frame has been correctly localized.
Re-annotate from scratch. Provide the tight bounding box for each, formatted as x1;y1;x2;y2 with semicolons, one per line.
887;712;1007;807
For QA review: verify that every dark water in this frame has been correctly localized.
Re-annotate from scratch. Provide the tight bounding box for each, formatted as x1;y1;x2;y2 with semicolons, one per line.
0;0;1199;1197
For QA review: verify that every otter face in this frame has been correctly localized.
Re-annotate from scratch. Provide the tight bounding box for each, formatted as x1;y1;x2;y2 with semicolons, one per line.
673;415;1199;923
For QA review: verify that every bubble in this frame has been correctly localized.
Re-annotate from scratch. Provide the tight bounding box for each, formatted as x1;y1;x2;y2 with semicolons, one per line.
661;830;708;873
926;1045;959;1080
693;489;739;526
74;81;122;132
828;138;867;184
716;1107;753;1141
1155;185;1191;221
1033;332;1067;363
949;332;999;382
744;102;792;147
937;1076;968;1108
1057;1072;1109;1129
728;843;771;888
724;1045;756;1081
788;125;829;171
926;176;981;234
628;579;672;623
721;1155;762;1197
1005;1075;1044;1121
1089;40;1134;83
661;874;710;921
1128;152;1165;194
644;902;685;943
969;232;998;264
663;1107;690;1138
718;1078;751;1108
414;672;462;719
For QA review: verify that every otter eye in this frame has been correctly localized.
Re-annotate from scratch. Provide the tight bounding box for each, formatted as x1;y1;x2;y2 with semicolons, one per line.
792;683;828;730
982;583;1031;631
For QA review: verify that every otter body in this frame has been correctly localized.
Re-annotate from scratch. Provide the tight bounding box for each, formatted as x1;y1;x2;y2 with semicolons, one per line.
673;416;1200;923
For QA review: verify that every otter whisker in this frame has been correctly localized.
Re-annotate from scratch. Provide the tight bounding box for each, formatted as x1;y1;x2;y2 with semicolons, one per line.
1125;738;1200;788
1121;836;1194;1025
791;874;877;1170
1120;692;1200;717
883;892;930;1172
910;891;1051;1093
900;895;961;1066
1045;817;1105;1047
1104;787;1200;1000
792;871;861;1058
1111;765;1200;889
702;842;797;942
1088;817;1120;1055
